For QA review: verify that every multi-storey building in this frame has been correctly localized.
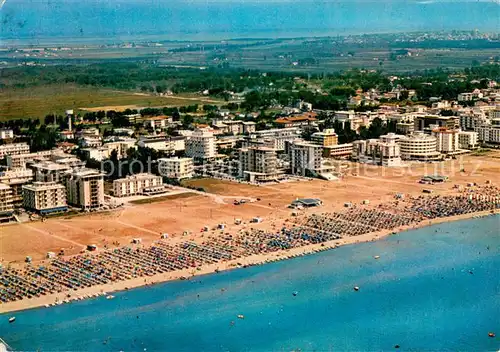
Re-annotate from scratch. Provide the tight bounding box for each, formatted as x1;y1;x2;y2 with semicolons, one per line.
311;129;338;147
247;127;300;151
22;182;68;214
113;173;163;197
414;115;460;132
323;143;354;159
352;136;402;167
458;131;479;150
238;147;284;182
0;142;30;159
158;157;194;180
64;168;105;209
30;161;71;183
431;128;460;154
399;132;441;161
396;121;414;135
289;141;323;176
0;129;14;140
185;129;217;162
0;183;14;218
6;150;53;169
0;168;34;205
476;125;500;144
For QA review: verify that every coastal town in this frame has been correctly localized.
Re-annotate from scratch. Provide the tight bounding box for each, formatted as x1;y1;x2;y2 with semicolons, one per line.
0;76;499;314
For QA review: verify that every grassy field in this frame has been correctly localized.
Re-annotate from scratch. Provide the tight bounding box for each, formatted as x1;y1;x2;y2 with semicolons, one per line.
0;84;223;120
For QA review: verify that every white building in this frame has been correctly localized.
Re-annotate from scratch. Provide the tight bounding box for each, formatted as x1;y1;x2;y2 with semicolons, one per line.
31;161;71;183
458;131;479;150
352;135;402;167
238;147;284;182
0;168;34;205
289;141;323;176
185;129;217;162
113;173;163;197
22;182;68;214
0;183;14;218
399;132;441;161
0;129;14;140
64;168;105;209
158;157;194;180
476;125;500;144
431;128;460;154
6;150;53;169
81;147;111;162
0;142;30;159
247;127;300;151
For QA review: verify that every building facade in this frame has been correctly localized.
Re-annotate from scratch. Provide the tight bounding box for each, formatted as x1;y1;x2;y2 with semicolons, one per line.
399;132;440;161
0;183;14;218
0;143;30;159
6;150;53;169
64;169;105;209
0;129;14;140
247;127;300;151
289;141;323;176
0;168;34;205
22;182;68;214
458;131;479;150
239;147;284;182
113;173;163;197
158;157;194;180
185;129;217;162
311;129;339;147
431;128;460;154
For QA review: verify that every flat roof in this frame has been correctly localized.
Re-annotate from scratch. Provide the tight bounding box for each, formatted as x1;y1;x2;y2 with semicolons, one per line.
292;198;322;205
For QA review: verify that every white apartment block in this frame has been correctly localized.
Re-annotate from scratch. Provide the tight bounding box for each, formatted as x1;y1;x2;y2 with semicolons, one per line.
431;128;460;154
458;131;479;150
6;150;53;169
113;173;163;197
23;182;68;214
399;132;440;161
0;142;30;159
248;127;300;151
158;157;194;180
0;168;34;204
0;183;14;215
185;129;216;161
81;147;111;162
324;143;353;159
352;138;402;167
64;168;105;209
239;147;283;182
289;141;323;176
476;125;500;144
31;161;71;183
0;129;14;140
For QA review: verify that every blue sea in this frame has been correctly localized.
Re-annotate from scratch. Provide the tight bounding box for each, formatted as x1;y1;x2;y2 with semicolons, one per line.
1;0;499;45
1;215;499;351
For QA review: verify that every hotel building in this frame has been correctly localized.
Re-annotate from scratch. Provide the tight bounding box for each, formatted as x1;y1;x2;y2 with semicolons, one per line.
113;173;163;197
158;157;194;180
22;182;68;214
64;168;105;209
399;132;440;161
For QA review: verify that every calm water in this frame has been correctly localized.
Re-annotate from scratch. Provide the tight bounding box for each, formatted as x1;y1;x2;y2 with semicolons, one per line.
1;215;499;351
1;0;499;44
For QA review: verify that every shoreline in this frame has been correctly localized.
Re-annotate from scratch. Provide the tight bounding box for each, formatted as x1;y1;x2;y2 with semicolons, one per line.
1;209;498;315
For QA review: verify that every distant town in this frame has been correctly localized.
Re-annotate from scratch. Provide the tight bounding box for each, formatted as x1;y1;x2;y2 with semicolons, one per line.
0;80;499;222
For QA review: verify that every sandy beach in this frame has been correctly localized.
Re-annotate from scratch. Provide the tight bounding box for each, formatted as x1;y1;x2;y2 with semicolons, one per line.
1;208;497;314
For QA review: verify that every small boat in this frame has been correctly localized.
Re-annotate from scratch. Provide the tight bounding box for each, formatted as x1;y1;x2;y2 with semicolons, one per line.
8;317;16;323
106;295;115;300
374;255;380;259
292;291;298;297
488;332;495;338
237;314;245;319
353;286;360;291
45;304;50;308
